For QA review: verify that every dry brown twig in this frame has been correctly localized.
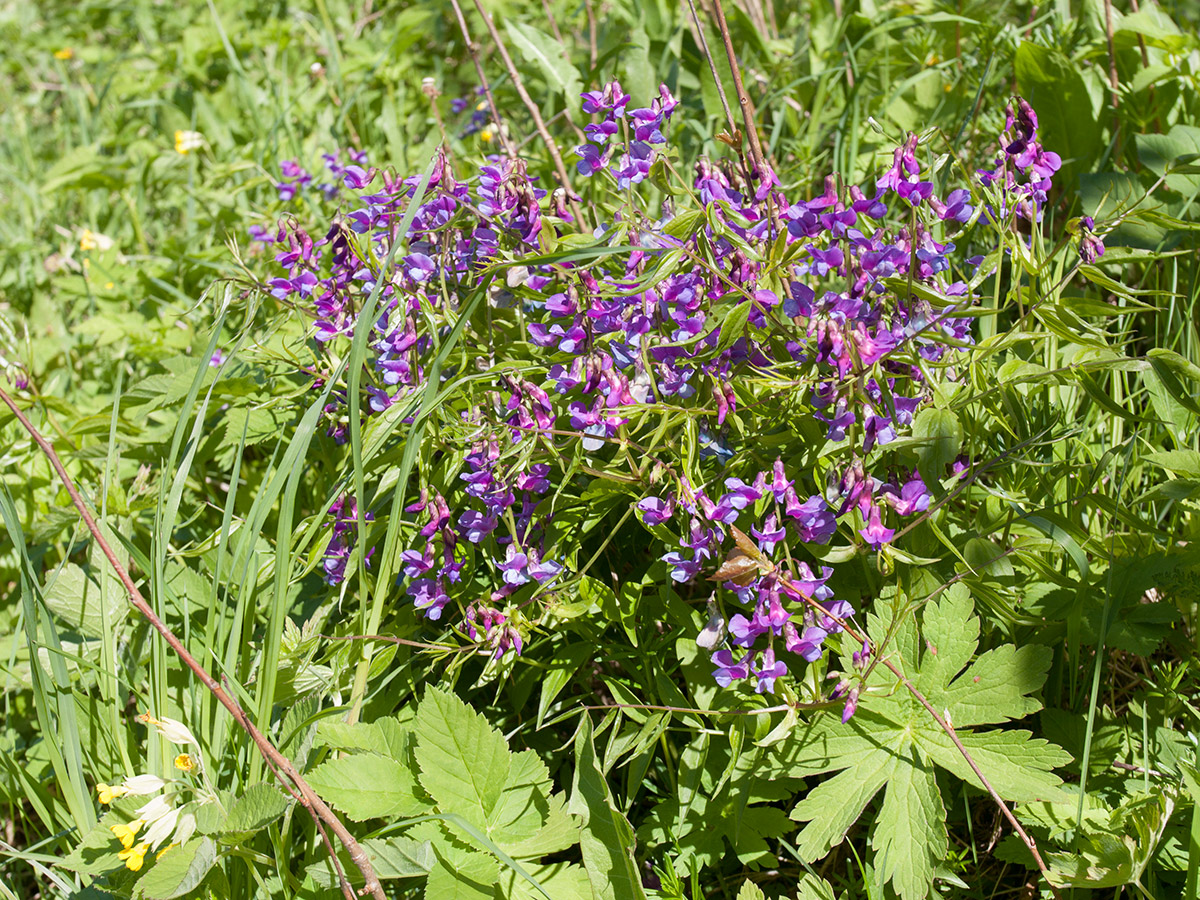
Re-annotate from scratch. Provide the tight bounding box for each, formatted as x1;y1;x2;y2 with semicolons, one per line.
0;386;385;900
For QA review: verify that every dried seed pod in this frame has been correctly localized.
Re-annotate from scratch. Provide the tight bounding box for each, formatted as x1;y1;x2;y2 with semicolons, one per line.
710;548;759;586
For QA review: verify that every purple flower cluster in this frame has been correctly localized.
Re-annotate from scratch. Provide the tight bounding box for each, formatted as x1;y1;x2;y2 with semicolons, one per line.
322;495;374;585
272;149;369;204
254;89;1076;691
575;80;678;188
978;99;1061;222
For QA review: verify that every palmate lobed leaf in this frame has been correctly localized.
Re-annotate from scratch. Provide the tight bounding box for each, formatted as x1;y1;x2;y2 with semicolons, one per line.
775;585;1068;900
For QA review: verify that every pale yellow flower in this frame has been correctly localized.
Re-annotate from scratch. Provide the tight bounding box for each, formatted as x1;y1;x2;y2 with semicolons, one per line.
96;782;128;804
123;774;166;795
118;842;149;871
174;130;204;155
54;48;73;60
136;712;197;746
481;125;495;144
110;818;144;850
79;230;97;251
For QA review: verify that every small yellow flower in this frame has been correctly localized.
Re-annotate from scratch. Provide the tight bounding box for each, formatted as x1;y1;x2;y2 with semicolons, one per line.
54;48;74;60
96;782;128;804
104;281;114;290
173;753;196;773
174;130;204;155
110;818;144;850
156;842;178;861
118;842;149;872
79;230;97;251
481;125;495;144
476;100;488;112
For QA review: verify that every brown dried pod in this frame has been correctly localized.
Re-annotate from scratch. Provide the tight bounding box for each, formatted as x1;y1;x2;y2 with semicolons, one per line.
710;548;760;586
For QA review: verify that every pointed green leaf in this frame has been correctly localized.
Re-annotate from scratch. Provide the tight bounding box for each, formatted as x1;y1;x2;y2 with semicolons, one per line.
569;714;647;900
415;687;510;829
221;783;290;837
305;753;427;821
135;838;217;900
871;748;947;900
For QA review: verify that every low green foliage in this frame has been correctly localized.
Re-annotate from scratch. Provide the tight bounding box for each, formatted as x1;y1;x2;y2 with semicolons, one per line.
2;1;1200;899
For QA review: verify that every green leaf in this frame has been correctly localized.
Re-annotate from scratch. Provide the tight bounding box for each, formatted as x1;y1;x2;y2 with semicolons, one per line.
316;716;410;761
307;837;435;888
1014;42;1102;174
424;848;499;900
735;880;766;900
135;838;217;900
499;860;594;900
569;714;647;900
221;783;289;838
795;873;837;900
911;407;962;488
776;590;1068;897
305;753;428;821
504;22;582;103
870;748;946;900
1144;449;1200;478
415;687;511;830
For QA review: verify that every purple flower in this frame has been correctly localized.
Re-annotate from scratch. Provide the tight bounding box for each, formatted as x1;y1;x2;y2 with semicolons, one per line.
711;649;750;687
784;623;828;662
859;505;894;549
637;496;675;526
752;648;788;693
458;510;498;543
410;578;450;620
662;550;702;583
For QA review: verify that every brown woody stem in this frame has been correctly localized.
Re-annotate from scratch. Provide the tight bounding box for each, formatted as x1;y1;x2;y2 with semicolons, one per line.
0;387;386;900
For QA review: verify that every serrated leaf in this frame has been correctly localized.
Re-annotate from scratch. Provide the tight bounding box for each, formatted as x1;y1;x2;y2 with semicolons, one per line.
870;748;946;900
316;717;409;761
221;783;289;837
789;742;900;861
424;849;499;900
777;588;1068;897
487;749;552;848
735;880;766;900
569;714;647;900
135;838;217;900
501;791;580;859
500;860;593;900
305;753;427;821
415;687;510;829
795;873;837;900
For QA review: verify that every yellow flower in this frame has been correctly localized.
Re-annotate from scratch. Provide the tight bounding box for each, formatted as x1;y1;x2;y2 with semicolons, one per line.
174;130;204;155
54;48;73;60
104;281;114;290
476;100;488;112
173;753;196;773
96;782;128;804
110;818;144;850
79;229;97;251
118;842;149;872
481;125;494;144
